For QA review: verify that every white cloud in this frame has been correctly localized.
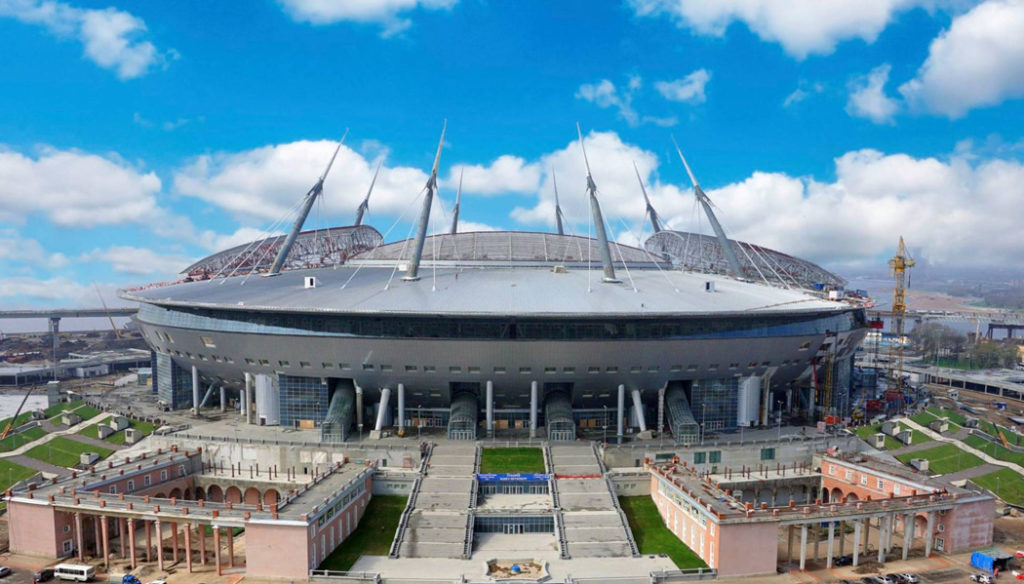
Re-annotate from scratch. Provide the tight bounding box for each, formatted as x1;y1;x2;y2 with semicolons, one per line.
576;77;681;127
900;0;1024;118
446;155;541;196
0;0;172;79
80;246;193;276
654;69;711;104
846;64;900;123
0;276;89;301
783;81;824;107
277;0;457;36
0;146;166;228
628;0;933;59
174;140;430;227
0;229;69;271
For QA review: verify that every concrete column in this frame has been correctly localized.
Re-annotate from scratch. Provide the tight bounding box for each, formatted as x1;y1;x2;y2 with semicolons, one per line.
617;384;625;445
631;389;647;432
888;513;897;553
184;524;193;573
155;519;163;571
863;517;871;552
799;524;808;571
853;520;862;567
813;525;820;561
826;521;835;568
839;520;846;558
485;380;494;437
100;515;110;569
172;522;179;564
355;385;364;430
397;383;405;432
529;381;538;438
657;385;666;436
128;520;136;568
199;524;206;566
192;365;200;415
924;512;935;557
93;515;102;556
145;520;152;563
214;527;222;576
374;387;391;432
877;516;887;564
787;525;794;562
220;385;226;413
119;517;127;558
244;372;253;424
902;514;913;561
74;513;84;561
228;528;235;567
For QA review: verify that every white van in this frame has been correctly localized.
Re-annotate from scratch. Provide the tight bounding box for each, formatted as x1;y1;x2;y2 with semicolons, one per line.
53;564;94;582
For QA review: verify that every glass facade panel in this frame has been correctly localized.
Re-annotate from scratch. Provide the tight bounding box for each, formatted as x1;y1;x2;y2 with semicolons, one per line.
691;377;738;433
156;353;192;410
279;374;329;428
473;514;554;534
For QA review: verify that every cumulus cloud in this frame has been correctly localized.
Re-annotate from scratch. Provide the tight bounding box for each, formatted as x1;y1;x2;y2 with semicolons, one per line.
783;81;825;107
654;69;711;104
628;0;933;59
0;146;166;228
277;0;457;36
576;76;681;127
900;0;1024;118
174;140;430;227
445;155;541;196
0;0;173;79
80;246;193;276
846;64;900;123
0;276;89;301
0;229;69;271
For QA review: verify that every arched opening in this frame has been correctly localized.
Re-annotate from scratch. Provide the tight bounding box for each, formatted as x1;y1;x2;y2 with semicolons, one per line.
225;486;242;504
845;492;859;502
914;514;928;538
244;487;261;505
206;484;224;503
154;492;166;499
183;488;192;500
263;488;279;506
194;486;206;501
830;487;844;502
169;487;182;499
821;487;831;502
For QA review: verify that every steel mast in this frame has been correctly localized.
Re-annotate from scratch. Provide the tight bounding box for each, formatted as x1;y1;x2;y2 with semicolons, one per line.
405;120;447;281
552;170;565;236
449;169;463;235
633;160;662;233
577;123;619;284
354;159;382;226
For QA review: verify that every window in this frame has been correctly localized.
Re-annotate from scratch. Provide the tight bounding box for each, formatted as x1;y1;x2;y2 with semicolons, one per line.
423;365;436;373
380;364;393;372
468;366;480;374
845;470;852;480
300;361;312;369
63;525;72;533
693;452;706;464
323;362;335;369
519;367;532;374
588;367;600;374
671;365;682;372
178;465;186;477
708;364;719;371
687;364;698;372
200;336;216;348
545;367;558;374
893;484;901;495
760;448;775;461
405;365;417;372
199;354;208;361
279;360;290;367
362;363;374;371
708;451;721;463
747;361;757;368
728;363;739;370
860;475;868;485
799;341;811;350
144;475;152;486
109;486;117;494
449;366;462;374
340;363;352;370
63;540;73;554
127;479;135;491
166;333;175;343
648;366;660;373
245;358;256;365
935;537;944;551
829;465;836;475
160;470;168;481
258;359;270;366
563;367;576;374
605;366;618;373
493;366;506;374
630;366;642;373
876;479;884;490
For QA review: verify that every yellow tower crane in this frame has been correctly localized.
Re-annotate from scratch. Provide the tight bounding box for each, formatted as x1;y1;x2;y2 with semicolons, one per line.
888;236;915;397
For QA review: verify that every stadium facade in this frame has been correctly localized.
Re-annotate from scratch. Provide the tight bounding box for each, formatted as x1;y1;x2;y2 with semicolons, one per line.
124;131;868;443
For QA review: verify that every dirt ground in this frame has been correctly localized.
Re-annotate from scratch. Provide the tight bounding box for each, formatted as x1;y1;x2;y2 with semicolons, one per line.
993;515;1024;549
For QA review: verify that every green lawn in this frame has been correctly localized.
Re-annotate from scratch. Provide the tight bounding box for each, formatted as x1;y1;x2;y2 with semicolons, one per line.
73;405;101;420
619;496;707;569
853;423;928;449
964;435;1024;467
25;436;114;468
895;443;984;474
479;447;546;474
927;406;967;427
78;419;155;444
318;496;407;571
0;426;47;452
0;459;38;492
972;468;1024;507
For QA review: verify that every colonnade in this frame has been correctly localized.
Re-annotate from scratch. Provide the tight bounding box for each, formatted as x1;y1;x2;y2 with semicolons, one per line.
784;510;936;571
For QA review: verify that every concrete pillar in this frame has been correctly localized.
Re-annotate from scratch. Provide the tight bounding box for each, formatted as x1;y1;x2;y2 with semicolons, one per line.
220;385;226;413
863;517;871;553
617;384;625;445
199;524;206;566
355;385;364;431
529;381;538;438
853;520;862;567
839;520;846;558
397;383;405;432
214;527;222;576
74;513;84;561
48;317;60;380
93;515;102;557
888;513;897;553
244;372;253;424
657;385;665;436
374;387;391;432
485;380;494;437
117;517;126;558
145;520;152;563
128;520;136;568
826;521;835;568
877;516;887;564
799;524;808;571
192;365;200;415
172;522;179;564
787;525;794;562
100;515;110;569
813;525;820;561
631;389;647;432
228;528;235;567
184;524;193;573
924;512;935;557
902;514;913;561
155;519;164;571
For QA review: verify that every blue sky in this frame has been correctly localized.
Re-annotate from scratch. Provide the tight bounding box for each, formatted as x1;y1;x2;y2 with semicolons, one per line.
2;0;1024;315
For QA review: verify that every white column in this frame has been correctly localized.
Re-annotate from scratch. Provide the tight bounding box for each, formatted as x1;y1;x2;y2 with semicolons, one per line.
631;389;647;432
529;381;538;439
192;365;200;415
826;521;835;568
852;519;862;567
374;387;391;432
244;372;252;424
397;383;405;432
617;384;625;444
924;512;934;557
901;514;913;561
799;524;808;571
355;385;364;430
485;380;494;437
877;516;887;563
219;385;226;412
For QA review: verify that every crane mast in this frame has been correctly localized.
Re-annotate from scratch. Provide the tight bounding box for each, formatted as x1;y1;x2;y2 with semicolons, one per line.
888;236;915;396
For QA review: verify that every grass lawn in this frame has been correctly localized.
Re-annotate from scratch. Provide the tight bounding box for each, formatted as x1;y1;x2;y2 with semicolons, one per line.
72;405;101;420
972;468;1024;507
927;406;967;427
0;426;47;452
964;435;1024;467
853;424;925;450
78;419;156;445
0;459;38;492
895;443;984;474
26;436;114;468
479;447;546;474
619;496;707;569
318;496;407;571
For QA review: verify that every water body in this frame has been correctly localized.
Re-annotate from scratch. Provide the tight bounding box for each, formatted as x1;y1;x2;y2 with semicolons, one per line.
0;393;48;419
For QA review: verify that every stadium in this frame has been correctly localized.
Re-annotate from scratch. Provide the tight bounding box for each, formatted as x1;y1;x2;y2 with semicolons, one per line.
123;131;868;444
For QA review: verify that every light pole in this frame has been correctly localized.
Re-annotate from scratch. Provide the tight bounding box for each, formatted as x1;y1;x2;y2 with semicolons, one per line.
700;404;707;446
603;405;608;446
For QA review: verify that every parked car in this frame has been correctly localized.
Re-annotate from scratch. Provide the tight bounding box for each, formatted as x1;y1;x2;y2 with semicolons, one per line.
970;574;995;584
834;554;853;566
33;568;55;582
0;567;11;578
897;574;920;584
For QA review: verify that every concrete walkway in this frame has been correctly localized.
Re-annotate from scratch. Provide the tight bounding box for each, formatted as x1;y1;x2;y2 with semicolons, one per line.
5;453;72;477
0;412;119;477
0;411;113;457
901;417;1024;477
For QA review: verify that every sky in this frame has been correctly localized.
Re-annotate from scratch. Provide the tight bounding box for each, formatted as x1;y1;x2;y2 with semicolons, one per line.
2;0;1024;320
